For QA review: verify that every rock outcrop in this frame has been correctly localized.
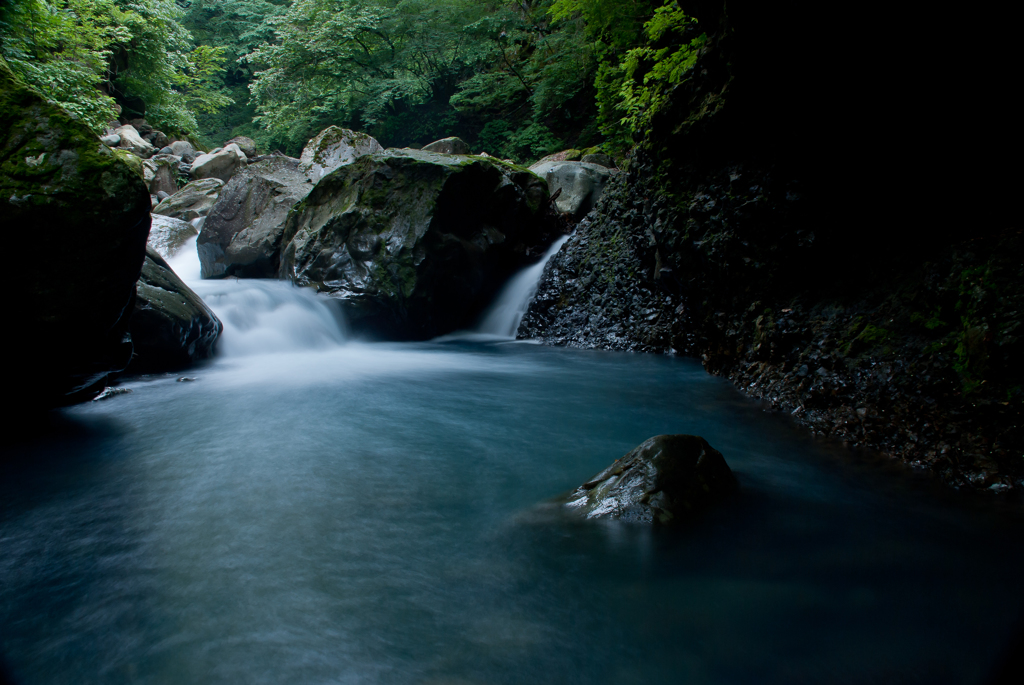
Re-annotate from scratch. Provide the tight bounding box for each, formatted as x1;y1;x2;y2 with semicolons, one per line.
1;59;151;406
153;178;223;222
561;435;737;524
128;248;222;373
528;161;612;218
198;155;313;278
278;149;552;339
299;126;383;183
142;154;179;196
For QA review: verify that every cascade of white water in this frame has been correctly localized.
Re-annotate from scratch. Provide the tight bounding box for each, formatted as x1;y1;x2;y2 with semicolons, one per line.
168;235;347;356
474;235;570;338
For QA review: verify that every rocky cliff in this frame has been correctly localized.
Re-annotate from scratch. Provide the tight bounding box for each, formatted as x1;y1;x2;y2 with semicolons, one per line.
518;2;1021;494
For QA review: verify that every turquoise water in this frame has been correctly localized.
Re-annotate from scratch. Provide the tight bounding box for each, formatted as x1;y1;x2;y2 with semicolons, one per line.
2;331;1022;684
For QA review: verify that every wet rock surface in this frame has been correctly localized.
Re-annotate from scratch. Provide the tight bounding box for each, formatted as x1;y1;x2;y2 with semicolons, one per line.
198;155;312;278
1;59;151;407
561;435;737;524
279;149;554;339
148;214;198;260
153;178;223;222
128;248;222;373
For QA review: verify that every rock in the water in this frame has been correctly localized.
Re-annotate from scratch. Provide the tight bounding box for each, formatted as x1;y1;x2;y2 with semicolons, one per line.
199;155;312;278
169;140;197;163
528;161;612;218
279;149;551;338
562;435;737;524
148;214;199;260
115;124;156;158
299;126;383;183
101;133;120;147
191;146;244;183
142;154;180;196
421;136;470;155
153;178;223;222
225;136;257;158
128;248;222;373
581;153;615;169
1;58;151;406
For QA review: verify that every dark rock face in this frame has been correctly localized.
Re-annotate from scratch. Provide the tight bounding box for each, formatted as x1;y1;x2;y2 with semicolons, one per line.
562;435;737;524
1;59;151;407
279;149;553;339
128;248;222;373
198;155;313;278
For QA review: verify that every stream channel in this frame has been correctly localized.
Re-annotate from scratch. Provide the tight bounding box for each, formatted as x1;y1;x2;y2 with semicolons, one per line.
1;240;1022;684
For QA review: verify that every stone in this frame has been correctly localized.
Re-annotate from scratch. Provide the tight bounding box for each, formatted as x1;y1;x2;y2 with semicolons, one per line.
299;126;383;183
146;130;170;149
222;142;248;163
127;248;222;373
156;190;170;201
561;435;737;524
129;118;152;134
528;160;612;218
153;178;223;222
421;137;471;155
1;58;151;407
225;136;257;158
142;154;179;196
114;124;156;158
169;140;197;163
101;133;120;147
536;149;583;164
581;153;615;168
278;148;552;339
198;155;313;278
148;214;199;260
190;146;244;183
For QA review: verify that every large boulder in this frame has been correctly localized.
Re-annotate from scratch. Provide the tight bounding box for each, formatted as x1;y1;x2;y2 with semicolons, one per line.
191;146;245;183
225;135;257;158
198;155;314;278
148;214;198;259
153;178;223;222
0;59;151;407
422;136;470;155
169;140;197;163
114;124;156;158
561;435;738;524
142;154;180;196
278;149;552;338
128;248;222;373
300;126;383;183
528;160;612;218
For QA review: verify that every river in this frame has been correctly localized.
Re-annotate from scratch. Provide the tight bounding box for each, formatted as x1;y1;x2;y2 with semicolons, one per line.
1;241;1021;684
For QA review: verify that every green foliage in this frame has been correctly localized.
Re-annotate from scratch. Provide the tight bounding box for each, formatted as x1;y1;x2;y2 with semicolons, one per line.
0;0;233;134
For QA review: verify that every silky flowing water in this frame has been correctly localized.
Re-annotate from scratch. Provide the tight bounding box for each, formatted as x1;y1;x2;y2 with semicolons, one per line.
1;243;1022;684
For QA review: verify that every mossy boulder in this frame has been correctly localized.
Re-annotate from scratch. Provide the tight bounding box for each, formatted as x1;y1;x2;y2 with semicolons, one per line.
128;248;222;373
0;58;151;406
198;155;314;278
300;126;383;183
278;148;553;339
561;435;738;525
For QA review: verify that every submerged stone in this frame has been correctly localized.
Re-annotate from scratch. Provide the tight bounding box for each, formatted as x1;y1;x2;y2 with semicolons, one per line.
562;435;737;524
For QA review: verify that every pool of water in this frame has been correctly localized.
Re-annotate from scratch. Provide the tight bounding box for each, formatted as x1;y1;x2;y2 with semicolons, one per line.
2;334;1022;685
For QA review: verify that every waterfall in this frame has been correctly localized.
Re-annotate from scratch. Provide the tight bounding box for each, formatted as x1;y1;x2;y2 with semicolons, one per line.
168;235;347;357
474;235;570;339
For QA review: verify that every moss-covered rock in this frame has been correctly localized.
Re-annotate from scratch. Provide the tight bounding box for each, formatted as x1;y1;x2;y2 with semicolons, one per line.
279;148;554;339
0;58;151;407
128;248;222;373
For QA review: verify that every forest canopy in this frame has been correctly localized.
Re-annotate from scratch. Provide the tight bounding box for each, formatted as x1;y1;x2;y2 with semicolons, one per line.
0;0;705;161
